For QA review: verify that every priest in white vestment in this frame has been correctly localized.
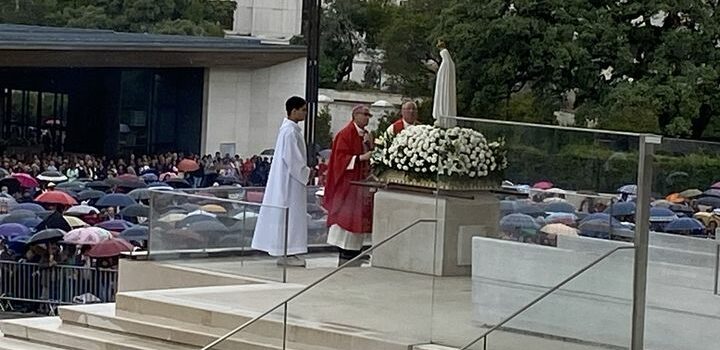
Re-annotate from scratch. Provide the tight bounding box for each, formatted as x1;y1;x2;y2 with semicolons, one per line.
252;96;311;267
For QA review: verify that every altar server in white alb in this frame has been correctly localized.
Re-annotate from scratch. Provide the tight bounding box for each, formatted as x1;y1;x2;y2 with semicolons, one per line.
252;96;311;267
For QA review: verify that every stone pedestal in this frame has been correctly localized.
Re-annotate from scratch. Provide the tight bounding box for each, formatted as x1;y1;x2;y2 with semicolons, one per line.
371;188;500;276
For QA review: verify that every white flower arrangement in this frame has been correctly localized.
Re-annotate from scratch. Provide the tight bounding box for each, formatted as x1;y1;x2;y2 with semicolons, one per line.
371;125;507;181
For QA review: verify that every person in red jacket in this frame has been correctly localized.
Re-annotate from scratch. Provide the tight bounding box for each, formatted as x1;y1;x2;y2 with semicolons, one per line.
385;101;419;135
323;105;374;266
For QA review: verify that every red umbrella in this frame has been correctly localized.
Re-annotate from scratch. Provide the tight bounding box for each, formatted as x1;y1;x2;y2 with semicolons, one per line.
87;238;134;258
11;173;39;188
177;159;200;172
533;181;554;190
35;191;78;206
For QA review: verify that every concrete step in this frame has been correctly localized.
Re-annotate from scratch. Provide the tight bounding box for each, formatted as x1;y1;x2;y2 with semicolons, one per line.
0;336;63;350
59;303;336;350
115;284;415;350
0;316;197;350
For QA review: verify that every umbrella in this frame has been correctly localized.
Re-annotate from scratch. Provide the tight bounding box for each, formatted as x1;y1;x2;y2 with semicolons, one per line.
545;212;578;225
65;205;100;215
11;173;39;188
580;213;622;225
649;207;678;223
86;181;111;191
669;203;694;215
200;204;227;214
532;181;553;190
697;196;720;208
186;220;229;233
680;189;703;199
158;213;187;223
432;45;457;126
260;149;274;156
159;172;178;181
712;182;720;189
703;189;720;198
319;149;332;159
147;182;173;190
663;218;705;235
605;201;636;217
141;173;159;183
215;176;240;186
0;223;30;238
113;179;147;189
95;193;136;208
500;213;540;233
579;219;633;239
617;184;637;195
544;201;576;213
514;202;545;217
95;219;134;232
179;203;201;212
87;238;134;258
127;188;151;201
177;159;200;172
64;227;110;245
651;199;674;208
0;168;8;177
64;216;88;228
56;181;85;192
35;191;78;206
540;223;578;236
1;211;37;225
119;204;150;218
500;200;519;216
27;228;66;245
78;189;106;201
119;225;149;242
7;209;38;218
0;177;21;194
166;178;191;189
6;235;30;255
10;202;46;213
37;171;68;182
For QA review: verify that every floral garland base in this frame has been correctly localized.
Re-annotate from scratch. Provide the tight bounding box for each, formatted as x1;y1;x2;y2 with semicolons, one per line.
378;169;499;191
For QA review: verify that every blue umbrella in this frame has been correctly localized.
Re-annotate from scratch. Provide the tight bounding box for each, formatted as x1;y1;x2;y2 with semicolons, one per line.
0;223;30;238
500;213;540;234
703;189;720;198
141;173;159;183
95;193;136;208
119;225;149;241
77;189;106;201
10;202;46;213
95;219;134;232
663;218;705;236
514;203;545;217
696;196;720;208
19;217;42;229
544;201;576;213
605;201;636;217
579;219;633;239
580;213;621;225
6;235;30;255
649;207;678;223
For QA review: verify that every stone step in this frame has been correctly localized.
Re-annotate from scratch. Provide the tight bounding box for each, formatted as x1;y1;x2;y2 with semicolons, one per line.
115;284;414;350
0;336;64;350
59;303;336;350
0;316;198;350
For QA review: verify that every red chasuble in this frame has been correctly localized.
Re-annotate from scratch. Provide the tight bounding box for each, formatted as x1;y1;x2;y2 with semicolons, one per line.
323;122;373;233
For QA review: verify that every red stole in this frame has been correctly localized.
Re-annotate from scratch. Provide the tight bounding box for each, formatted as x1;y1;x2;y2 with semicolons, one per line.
323;122;373;233
392;119;405;134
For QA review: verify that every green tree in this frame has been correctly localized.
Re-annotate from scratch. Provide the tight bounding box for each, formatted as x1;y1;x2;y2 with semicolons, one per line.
315;105;334;149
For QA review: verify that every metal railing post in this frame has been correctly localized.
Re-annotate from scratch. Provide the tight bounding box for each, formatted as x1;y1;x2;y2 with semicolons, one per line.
714;244;719;296
631;134;660;350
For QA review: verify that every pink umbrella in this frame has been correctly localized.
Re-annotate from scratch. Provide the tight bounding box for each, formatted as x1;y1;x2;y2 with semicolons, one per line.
87;238;134;258
11;173;39;188
63;227;112;245
533;181;554;190
712;182;720;189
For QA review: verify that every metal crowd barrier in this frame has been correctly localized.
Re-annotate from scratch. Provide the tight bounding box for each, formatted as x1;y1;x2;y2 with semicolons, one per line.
0;260;118;315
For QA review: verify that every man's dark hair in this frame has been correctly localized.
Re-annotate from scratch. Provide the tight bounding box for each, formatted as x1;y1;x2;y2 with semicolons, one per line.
286;96;307;116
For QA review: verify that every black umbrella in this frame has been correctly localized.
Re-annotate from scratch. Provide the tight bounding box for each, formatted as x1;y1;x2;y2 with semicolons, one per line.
703;189;720;198
187;220;230;233
119;225;149;241
166;178;192;189
0;177;21;194
119;204;150;218
115;180;147;190
36;211;72;231
78;189;106;201
27;228;66;245
56;181;85;192
215;175;240;185
697;196;720;208
86;181;111;191
176;214;221;228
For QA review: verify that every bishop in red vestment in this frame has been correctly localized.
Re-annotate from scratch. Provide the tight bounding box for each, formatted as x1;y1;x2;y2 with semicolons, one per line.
323;105;374;265
385;101;419;135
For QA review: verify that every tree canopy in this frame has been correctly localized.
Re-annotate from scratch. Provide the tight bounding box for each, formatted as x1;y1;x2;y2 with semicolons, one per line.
0;0;236;36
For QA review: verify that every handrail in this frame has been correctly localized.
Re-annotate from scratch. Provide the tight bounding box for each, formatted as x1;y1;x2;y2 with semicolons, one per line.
201;218;438;350
461;245;636;350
